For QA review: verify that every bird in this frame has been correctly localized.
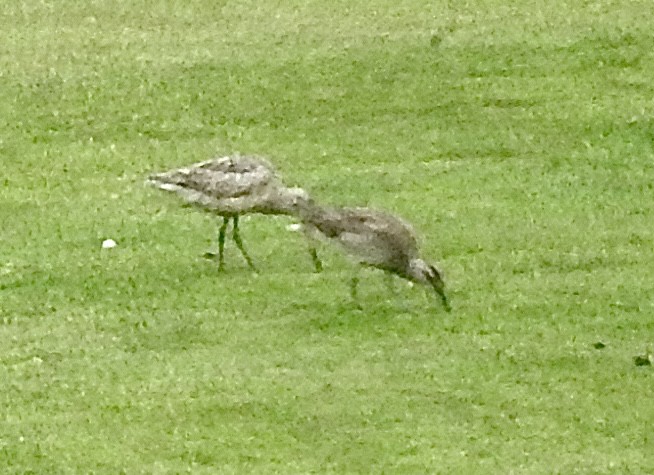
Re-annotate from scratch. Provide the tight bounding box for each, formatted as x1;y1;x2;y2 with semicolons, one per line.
147;154;321;272
298;202;451;311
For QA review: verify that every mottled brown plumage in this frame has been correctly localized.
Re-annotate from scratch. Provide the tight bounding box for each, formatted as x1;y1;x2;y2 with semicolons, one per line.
300;204;450;310
147;155;316;271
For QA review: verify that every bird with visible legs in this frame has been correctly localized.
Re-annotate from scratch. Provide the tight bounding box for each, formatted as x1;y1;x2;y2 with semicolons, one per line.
147;154;319;272
298;202;451;311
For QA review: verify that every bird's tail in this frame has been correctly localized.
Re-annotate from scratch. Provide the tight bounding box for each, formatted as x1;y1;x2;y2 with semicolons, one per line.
145;170;187;191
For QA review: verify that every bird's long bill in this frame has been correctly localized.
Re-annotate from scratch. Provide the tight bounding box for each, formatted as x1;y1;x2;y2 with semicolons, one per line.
431;279;451;312
439;292;452;312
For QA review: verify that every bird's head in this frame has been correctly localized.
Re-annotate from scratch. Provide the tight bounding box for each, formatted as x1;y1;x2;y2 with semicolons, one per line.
286;187;311;207
408;258;451;312
287;187;310;202
279;187;313;214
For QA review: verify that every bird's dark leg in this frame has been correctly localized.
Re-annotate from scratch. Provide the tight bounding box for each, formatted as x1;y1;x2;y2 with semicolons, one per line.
309;246;322;273
232;215;257;272
217;216;229;271
349;274;363;310
302;227;322;273
350;275;359;300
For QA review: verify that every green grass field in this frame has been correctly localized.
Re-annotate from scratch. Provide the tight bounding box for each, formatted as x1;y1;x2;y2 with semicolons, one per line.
2;0;654;472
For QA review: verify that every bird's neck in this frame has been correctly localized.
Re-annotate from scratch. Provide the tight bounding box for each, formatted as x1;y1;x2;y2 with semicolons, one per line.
259;189;307;216
296;199;331;224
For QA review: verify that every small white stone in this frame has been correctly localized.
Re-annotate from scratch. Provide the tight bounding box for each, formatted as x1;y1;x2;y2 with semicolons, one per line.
102;239;117;249
286;223;303;232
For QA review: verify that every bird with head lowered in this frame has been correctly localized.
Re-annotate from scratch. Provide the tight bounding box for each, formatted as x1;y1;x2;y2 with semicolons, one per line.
147;154;321;272
298;202;451;311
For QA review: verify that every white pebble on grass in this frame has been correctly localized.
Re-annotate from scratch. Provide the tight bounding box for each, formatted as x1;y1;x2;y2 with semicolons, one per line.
286;223;303;232
102;239;117;249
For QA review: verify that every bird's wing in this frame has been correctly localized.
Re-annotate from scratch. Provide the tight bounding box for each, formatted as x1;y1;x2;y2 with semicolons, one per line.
149;162;276;199
342;208;419;248
196;155;276;174
304;206;419;269
148;179;270;214
336;230;396;266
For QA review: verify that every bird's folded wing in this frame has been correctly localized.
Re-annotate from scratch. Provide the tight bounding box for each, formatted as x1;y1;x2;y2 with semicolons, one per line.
152;167;275;198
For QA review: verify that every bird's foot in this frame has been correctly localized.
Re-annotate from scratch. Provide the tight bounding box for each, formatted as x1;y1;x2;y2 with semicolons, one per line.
203;251;228;272
203;251;217;260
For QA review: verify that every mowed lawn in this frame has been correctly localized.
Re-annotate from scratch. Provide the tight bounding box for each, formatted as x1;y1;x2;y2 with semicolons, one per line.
2;0;654;472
